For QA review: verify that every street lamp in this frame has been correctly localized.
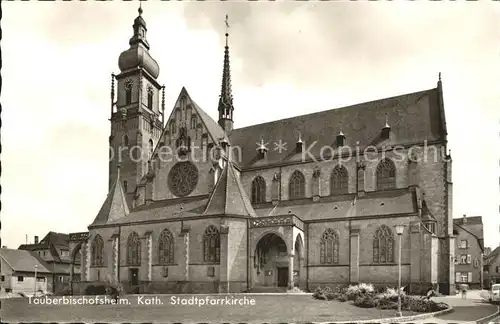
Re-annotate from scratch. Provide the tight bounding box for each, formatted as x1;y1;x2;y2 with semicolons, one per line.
394;224;405;317
34;265;38;296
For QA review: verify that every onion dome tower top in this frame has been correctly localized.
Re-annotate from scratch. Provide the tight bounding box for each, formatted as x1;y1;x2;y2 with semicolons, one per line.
118;5;160;78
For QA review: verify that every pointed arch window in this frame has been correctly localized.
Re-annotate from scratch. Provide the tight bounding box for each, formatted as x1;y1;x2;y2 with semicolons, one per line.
124;80;133;105
373;225;394;263
289;170;305;199
320;229;339;264
203;226;220;263
147;86;154;110
170;121;176;134
127;232;141;266
123;180;128;193
331;165;348;195
123;135;129;147
251;176;266;204
191;115;198;129
158;229;174;265
148;139;154;158
376;158;396;190
91;235;104;266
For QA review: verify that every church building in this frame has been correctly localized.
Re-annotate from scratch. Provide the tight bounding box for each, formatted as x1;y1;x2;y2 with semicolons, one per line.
69;8;456;295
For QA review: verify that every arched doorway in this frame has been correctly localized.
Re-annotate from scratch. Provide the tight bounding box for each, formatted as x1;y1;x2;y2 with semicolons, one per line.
253;233;289;289
70;243;82;295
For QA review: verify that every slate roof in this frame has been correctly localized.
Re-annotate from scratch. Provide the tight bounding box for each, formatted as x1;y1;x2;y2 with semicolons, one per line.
0;249;52;274
453;218;485;252
454;216;483;226
254;188;417;220
18;232;70;263
229;87;446;167
485;246;500;265
204;162;256;217
90;170;129;226
104;195;209;226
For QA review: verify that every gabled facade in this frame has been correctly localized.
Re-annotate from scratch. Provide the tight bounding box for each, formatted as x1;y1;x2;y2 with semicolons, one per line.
69;8;455;295
452;215;484;289
0;248;52;296
18;232;76;293
484;245;500;288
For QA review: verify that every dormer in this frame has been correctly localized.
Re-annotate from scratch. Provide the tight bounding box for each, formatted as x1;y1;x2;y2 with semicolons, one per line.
381;114;391;139
296;132;303;153
257;138;268;159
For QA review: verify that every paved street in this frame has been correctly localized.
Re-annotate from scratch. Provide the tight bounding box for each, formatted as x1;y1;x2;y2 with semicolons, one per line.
403;290;499;324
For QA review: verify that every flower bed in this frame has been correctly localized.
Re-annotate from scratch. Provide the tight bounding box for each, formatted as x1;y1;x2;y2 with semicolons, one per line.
312;283;449;313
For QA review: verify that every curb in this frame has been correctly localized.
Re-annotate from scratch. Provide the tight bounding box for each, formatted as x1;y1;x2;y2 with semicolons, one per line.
310;305;454;324
476;305;500;324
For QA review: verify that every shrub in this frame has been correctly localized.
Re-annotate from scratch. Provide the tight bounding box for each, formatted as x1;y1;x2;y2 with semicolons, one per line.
353;294;376;308
346;283;374;300
335;294;348;302
84;284;107;295
312;286;336;300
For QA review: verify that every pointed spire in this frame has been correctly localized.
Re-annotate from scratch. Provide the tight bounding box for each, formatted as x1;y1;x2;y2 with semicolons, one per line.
218;14;234;133
338;121;344;136
297;131;302;143
384;113;390;129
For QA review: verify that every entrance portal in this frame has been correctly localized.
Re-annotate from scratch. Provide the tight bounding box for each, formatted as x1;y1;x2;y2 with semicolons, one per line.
129;268;139;286
277;267;289;287
253;233;289;288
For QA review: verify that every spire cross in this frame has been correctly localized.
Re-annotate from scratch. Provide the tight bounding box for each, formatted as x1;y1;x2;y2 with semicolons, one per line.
224;14;230;47
139;1;143;15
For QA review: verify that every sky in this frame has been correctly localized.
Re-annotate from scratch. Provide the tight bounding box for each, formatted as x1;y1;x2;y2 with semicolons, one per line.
2;1;499;249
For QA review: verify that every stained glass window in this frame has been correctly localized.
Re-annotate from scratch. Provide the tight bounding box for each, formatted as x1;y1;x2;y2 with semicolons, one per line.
127;232;141;266
376;158;396;190
158;229;174;265
203;226;220;263
251;176;266;204
289;170;305;199
320;229;339;264
331;165;349;195
91;235;104;266
373;225;394;263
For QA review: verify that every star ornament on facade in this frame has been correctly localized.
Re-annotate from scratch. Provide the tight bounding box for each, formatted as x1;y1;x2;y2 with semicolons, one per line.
274;140;287;154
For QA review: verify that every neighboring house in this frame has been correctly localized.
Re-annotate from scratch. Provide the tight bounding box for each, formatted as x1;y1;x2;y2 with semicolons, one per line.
18;232;77;293
453;215;484;289
484;245;500;288
0;248;52;296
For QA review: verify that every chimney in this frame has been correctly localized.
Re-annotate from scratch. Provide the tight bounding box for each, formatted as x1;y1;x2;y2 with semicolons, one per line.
34;236;39;244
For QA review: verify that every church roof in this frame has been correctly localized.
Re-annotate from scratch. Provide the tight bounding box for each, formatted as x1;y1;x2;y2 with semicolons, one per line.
90;168;129;226
254;188;416;220
204;162;256;217
229;87;446;167
105;195;209;225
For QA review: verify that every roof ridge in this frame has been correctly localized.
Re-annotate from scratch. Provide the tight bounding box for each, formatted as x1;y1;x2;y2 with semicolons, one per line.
231;88;436;132
453;222;484;253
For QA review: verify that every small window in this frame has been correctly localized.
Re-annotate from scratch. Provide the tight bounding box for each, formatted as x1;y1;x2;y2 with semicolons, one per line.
125;89;132;105
123;180;128;193
1;275;5;281
461;274;468;283
17;276;24;282
59;276;64;283
147;91;153;110
460;240;468;249
37;277;45;282
460;255;467;264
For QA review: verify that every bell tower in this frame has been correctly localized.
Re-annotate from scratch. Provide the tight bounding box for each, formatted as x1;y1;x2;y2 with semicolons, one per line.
109;6;164;209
